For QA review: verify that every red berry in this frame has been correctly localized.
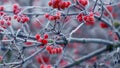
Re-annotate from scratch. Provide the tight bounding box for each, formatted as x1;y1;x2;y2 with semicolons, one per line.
44;34;48;39
0;6;4;11
48;16;54;20
78;0;88;7
0;11;5;16
13;4;19;10
56;48;59;53
35;34;41;40
48;49;52;54
100;22;108;28
13;9;20;14
48;2;52;6
14;15;18;19
0;20;4;25
22;17;29;23
77;13;83;22
67;1;71;6
89;16;94;21
17;16;21;22
6;21;11;26
40;64;44;68
52;49;56;54
106;5;113;12
58;47;62;53
41;39;48;45
46;46;53;51
44;13;49;18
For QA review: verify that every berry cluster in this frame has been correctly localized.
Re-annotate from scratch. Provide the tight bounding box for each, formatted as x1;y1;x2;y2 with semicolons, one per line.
35;34;48;45
40;64;52;68
14;15;30;23
44;12;61;21
13;4;21;14
0;9;12;29
0;20;11;29
78;0;88;7
77;12;95;25
48;0;71;9
46;45;63;54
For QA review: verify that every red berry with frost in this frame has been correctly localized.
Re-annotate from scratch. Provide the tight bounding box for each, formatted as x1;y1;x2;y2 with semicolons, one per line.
44;13;49;18
44;34;48;39
17;16;21;22
35;34;41;40
13;4;19;10
6;21;11;26
0;20;4;25
22;17;29;23
14;15;18;19
46;46;53;51
78;0;88;7
0;11;5;16
41;39;48;45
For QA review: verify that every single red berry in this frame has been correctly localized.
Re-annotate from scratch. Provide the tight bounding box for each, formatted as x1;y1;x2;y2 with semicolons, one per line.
14;15;18;19
58;47;62;53
46;46;53;51
17;16;21;22
48;49;52;54
0;6;4;11
48;2;52;6
78;0;88;7
44;13;49;18
67;1;71;6
0;20;4;25
13;9;20;14
44;34;48;39
100;22;108;28
6;21;11;26
13;4;19;10
89;16;94;21
56;48;59;53
35;34;41;40
0;11;5;16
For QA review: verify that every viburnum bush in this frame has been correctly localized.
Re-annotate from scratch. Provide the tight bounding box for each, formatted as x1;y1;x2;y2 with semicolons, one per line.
0;0;120;68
